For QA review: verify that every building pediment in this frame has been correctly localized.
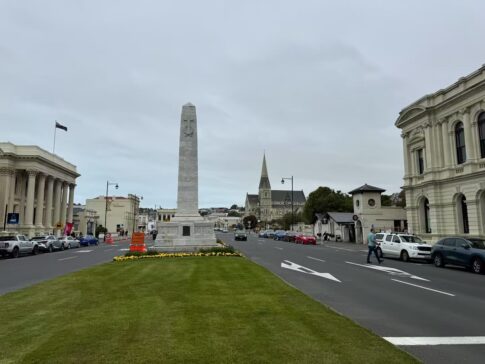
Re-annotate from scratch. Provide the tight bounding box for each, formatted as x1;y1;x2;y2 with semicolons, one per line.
395;106;426;127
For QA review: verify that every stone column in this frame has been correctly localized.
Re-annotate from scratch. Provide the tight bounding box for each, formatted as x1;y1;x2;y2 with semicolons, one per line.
60;181;68;227
435;122;444;168
8;170;16;216
471;118;481;161
462;109;475;161
53;179;62;229
24;170;37;228
424;123;433;170
0;168;13;229
401;133;410;177
35;173;46;227
442;120;451;167
45;176;54;229
67;184;76;223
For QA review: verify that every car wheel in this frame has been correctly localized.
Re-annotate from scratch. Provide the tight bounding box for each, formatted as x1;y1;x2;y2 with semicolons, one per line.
376;247;383;259
61;244;65;251
11;247;19;258
471;257;483;274
95;241;99;246
48;245;53;253
401;250;409;262
32;245;39;255
433;253;444;267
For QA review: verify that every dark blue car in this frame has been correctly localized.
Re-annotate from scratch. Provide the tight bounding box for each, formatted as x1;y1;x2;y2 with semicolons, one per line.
79;235;99;246
273;230;287;241
431;237;485;274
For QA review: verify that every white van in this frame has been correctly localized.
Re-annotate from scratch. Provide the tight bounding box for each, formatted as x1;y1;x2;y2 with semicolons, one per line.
376;233;432;262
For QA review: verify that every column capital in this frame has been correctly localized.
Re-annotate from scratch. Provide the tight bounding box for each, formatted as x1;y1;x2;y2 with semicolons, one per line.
401;132;410;139
69;183;77;188
26;169;39;177
459;106;471;116
0;167;15;176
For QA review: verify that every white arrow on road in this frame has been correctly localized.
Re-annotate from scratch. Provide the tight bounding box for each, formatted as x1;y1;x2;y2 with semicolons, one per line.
281;260;341;282
345;261;429;281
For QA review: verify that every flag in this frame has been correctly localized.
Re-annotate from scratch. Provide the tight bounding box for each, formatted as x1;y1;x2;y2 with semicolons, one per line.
55;121;68;131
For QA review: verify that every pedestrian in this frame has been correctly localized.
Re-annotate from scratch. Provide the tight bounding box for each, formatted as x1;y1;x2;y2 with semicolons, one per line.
152;230;158;241
367;228;383;264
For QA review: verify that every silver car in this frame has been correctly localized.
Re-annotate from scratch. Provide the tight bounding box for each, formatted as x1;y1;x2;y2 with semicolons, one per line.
30;235;63;252
59;236;80;249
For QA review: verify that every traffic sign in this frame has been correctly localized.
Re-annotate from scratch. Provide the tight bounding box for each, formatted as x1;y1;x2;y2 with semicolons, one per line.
7;213;19;224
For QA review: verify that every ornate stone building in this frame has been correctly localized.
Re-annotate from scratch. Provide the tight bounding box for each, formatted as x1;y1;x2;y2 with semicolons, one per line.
245;155;306;223
0;142;80;237
396;65;485;243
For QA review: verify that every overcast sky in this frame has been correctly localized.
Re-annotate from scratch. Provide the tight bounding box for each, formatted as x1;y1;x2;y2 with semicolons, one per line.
2;0;485;208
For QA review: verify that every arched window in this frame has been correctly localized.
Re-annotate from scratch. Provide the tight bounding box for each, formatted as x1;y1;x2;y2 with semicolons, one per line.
457;195;469;234
478;112;485;159
455;122;466;164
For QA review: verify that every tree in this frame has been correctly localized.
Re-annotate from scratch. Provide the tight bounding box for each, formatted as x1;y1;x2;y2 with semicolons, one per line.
227;211;241;217
302;186;353;224
276;212;303;230
381;194;393;207
95;224;107;238
396;190;406;207
230;204;238;210
243;215;257;229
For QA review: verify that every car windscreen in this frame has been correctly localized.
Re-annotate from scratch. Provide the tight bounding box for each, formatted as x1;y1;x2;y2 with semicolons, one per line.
0;236;15;241
31;237;47;241
400;235;423;243
469;239;485;249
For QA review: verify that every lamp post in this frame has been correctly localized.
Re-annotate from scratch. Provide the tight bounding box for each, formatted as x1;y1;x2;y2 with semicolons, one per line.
281;176;294;231
132;194;143;233
104;181;119;241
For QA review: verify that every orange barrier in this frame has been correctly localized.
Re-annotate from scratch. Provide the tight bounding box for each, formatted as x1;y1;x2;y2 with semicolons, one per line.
105;233;114;244
130;232;146;252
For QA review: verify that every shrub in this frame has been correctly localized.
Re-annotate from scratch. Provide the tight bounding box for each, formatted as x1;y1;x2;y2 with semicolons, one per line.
199;245;235;254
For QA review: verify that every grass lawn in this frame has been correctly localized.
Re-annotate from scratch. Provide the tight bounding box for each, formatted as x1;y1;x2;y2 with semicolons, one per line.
0;257;417;363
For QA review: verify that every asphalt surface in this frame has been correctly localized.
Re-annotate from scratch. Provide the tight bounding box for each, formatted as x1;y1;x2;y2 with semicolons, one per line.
221;232;485;364
0;238;132;295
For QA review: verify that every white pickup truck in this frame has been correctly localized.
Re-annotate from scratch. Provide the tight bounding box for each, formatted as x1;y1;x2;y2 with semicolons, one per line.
375;233;432;262
0;235;39;258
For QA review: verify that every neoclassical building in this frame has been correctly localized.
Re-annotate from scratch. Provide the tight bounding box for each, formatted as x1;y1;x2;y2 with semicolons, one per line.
0;142;80;237
396;65;485;243
245;155;306;223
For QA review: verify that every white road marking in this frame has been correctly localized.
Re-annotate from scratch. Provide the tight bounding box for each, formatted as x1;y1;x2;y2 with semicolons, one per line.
391;279;455;297
274;247;283;250
281;260;340;282
104;248;114;252
119;248;130;251
258;239;265;242
328;246;354;252
307;256;326;263
58;256;78;261
384;336;485;345
346;261;429;281
76;250;93;253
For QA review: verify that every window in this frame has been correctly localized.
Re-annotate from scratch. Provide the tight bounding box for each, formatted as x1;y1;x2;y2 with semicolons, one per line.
443;238;456;247
368;199;375;207
455;122;466;164
417;148;424;174
385;235;392;242
392;235;400;243
356;200;360;207
182;226;190;236
461;196;469;234
479;112;485;158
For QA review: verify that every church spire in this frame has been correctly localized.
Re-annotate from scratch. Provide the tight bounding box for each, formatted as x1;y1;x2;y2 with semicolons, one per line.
259;153;271;190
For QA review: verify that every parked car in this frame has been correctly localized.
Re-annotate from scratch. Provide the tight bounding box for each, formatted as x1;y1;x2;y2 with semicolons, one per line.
79;235;99;246
264;229;275;238
0;235;39;258
234;230;248;241
295;234;317;245
258;230;266;238
431;237;485;274
376;233;432;262
30;235;63;252
283;231;298;242
273;230;287;241
59;236;81;249
222;228;228;233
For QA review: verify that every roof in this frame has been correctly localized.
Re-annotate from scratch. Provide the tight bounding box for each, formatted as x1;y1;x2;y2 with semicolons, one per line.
348;184;385;195
246;194;259;204
327;212;355;224
271;190;306;203
259;154;271;189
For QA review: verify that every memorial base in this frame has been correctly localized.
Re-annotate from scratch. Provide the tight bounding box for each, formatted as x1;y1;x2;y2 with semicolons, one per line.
150;220;217;252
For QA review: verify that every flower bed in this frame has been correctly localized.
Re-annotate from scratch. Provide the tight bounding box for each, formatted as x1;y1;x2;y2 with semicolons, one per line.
113;251;242;262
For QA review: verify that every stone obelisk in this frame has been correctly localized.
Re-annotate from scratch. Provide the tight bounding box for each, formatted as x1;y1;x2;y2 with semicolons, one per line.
153;103;217;251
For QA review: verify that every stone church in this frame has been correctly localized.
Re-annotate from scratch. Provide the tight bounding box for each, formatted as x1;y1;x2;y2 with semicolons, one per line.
245;155;306;223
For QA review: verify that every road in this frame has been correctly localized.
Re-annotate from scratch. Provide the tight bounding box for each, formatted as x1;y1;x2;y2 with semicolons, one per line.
220;232;485;364
0;239;132;295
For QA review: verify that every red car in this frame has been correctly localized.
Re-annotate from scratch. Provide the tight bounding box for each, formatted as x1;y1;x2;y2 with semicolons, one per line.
295;234;317;245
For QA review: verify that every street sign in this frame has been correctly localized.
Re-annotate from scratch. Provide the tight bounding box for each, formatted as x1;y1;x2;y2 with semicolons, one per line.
7;213;19;224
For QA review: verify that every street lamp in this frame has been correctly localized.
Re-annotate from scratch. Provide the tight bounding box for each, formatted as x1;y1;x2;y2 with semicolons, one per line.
105;181;119;241
281;176;294;231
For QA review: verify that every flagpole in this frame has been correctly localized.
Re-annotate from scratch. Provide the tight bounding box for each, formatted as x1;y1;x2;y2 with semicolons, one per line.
53;121;57;154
